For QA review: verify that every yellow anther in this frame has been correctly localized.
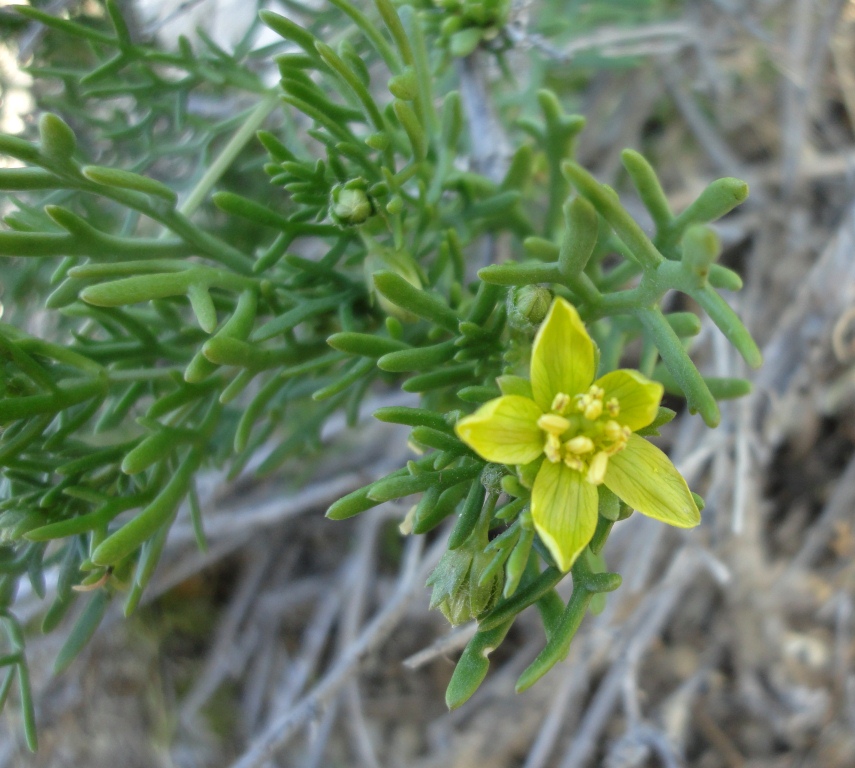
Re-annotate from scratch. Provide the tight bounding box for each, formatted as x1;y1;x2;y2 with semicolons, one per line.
575;393;591;413
587;452;609;485
538;413;571;436
551;392;571;414
604;420;623;441
565;435;595;455
544;433;562;463
583;400;603;421
588;385;604;399
563;454;585;472
604;424;631;455
606;398;620;416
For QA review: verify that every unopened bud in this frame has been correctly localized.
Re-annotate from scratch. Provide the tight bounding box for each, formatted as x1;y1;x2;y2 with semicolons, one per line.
508;285;552;331
330;179;375;227
480;463;507;495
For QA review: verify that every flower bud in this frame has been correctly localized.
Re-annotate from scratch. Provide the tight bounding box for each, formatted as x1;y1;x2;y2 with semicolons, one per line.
480;462;507;495
329;178;375;227
507;285;552;331
426;534;503;625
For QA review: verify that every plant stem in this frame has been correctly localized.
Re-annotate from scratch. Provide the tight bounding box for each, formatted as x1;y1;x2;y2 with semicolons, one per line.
107;367;183;382
179;91;280;218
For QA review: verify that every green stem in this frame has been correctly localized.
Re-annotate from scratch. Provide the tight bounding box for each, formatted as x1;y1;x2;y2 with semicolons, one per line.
515;548;621;692
107;367;183;383
179;91;279;218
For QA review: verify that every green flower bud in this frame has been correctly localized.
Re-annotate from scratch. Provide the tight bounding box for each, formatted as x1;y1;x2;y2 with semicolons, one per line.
329;178;375;227
480;462;507;495
426;530;503;625
507;285;552;331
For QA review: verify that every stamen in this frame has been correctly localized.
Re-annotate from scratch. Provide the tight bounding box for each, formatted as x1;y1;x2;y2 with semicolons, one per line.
583;400;603;420
563;454;585;472
551;392;571;414
565;435;594;455
538;413;571;435
544;433;562;463
604;426;632;455
588;385;604;399
606;398;620;416
604;420;623;441
587;452;609;485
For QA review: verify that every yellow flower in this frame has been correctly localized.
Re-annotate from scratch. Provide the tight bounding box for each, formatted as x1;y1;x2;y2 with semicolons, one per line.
455;297;700;572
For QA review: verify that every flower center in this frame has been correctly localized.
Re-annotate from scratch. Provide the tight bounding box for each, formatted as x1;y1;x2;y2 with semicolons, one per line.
538;387;631;485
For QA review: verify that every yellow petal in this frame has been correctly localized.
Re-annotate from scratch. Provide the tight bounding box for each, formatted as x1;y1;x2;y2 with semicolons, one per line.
594;369;663;432
455;395;544;465
530;297;596;411
531;460;598;572
604;434;700;528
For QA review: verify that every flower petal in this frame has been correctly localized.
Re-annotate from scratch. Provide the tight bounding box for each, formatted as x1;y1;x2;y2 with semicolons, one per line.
595;369;663;432
531;298;596;411
604;434;700;528
455;395;544;465
531;460;598;571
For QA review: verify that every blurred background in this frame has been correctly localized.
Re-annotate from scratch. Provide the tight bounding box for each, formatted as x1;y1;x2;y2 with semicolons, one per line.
2;0;855;766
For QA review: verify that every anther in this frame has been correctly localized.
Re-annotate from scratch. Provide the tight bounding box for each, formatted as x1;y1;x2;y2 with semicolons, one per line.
551;392;571;414
563;454;585;472
604;420;623;440
544;433;562;463
565;435;594;455
606;398;620;416
538;413;571;435
587;452;609;485
583;400;603;420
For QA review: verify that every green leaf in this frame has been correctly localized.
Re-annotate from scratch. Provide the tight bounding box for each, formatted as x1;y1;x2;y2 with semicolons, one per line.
53;591;109;675
392;99;426;159
378;340;456;372
373;271;458;331
445;619;513;710
38;113;76;161
327;332;409;358
82;166;177;203
367;462;482;502
448;483;488;550
187;283;217;333
91;449;201;566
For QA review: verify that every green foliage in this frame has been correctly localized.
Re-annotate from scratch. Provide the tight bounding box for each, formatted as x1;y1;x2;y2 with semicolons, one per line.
0;0;758;745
